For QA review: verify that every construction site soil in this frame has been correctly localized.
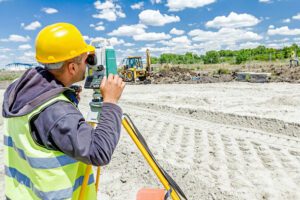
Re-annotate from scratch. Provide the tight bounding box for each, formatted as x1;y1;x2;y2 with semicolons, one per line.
144;65;300;84
1;82;300;200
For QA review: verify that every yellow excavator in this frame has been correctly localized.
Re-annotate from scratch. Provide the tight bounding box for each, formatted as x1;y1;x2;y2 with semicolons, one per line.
120;49;152;82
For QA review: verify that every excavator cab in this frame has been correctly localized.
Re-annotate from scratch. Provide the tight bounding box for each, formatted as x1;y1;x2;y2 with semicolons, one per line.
123;57;143;70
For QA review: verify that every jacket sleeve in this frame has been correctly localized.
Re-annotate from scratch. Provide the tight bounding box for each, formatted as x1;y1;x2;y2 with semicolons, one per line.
30;101;122;166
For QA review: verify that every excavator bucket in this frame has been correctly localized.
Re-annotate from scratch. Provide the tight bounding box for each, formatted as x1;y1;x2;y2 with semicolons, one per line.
136;188;165;200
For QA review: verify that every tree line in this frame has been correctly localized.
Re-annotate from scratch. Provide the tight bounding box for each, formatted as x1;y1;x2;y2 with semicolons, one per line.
151;44;300;65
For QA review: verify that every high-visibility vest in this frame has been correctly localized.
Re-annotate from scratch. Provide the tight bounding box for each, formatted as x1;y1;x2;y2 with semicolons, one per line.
4;94;97;200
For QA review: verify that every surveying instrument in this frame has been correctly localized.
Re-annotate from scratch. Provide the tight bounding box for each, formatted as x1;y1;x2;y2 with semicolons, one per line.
78;39;187;200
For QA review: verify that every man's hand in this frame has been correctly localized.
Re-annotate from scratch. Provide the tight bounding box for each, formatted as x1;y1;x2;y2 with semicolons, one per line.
75;86;82;102
100;74;125;104
70;85;82;102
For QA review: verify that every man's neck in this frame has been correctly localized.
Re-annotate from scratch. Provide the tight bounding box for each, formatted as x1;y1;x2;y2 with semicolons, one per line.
48;70;72;87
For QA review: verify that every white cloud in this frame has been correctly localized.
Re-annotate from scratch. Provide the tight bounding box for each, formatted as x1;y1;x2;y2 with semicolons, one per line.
1;34;30;42
131;2;144;10
0;48;11;52
294;37;300;41
239;42;261;49
292;13;300;20
268;26;300;35
17;51;36;63
138;46;167;53
23;21;41;30
259;0;272;3
109;37;125;46
83;35;91;42
206;12;260;28
109;24;147;37
124;43;135;47
93;0;126;21
166;0;216;11
189;28;262;45
133;32;171;41
161;36;191;46
84;36;124;46
0;55;8;59
265;42;291;49
42;7;58;14
146;43;156;48
137;29;263;55
139;10;180;26
270;38;290;43
268;25;275;29
171;36;191;44
116;48;136;55
151;0;162;4
90;22;105;31
95;25;105;31
170;28;185;35
192;41;223;52
245;27;254;31
139;43;195;55
18;44;32;50
94;0;114;9
282;18;291;23
24;51;35;57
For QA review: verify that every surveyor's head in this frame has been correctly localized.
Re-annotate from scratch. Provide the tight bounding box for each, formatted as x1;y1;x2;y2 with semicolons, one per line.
35;22;94;85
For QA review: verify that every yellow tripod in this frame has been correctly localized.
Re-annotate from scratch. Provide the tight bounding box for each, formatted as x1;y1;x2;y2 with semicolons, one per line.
79;114;186;200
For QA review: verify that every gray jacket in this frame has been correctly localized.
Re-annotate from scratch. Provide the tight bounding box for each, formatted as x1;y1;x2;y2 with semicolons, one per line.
2;67;122;166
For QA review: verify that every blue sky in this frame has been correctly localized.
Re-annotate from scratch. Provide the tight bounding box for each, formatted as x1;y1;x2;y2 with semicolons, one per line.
0;0;300;66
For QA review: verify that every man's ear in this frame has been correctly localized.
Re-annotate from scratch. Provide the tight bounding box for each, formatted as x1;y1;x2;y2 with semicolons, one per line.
67;62;77;76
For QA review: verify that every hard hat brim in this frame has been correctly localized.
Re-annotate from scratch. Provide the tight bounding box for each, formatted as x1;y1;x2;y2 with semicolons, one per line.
36;44;96;64
86;44;95;53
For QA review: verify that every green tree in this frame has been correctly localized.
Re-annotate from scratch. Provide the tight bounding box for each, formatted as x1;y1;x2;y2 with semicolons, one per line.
236;52;247;64
203;51;220;64
150;57;159;64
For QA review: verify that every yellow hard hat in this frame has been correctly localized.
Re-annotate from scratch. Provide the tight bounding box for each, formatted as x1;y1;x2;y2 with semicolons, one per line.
35;22;95;63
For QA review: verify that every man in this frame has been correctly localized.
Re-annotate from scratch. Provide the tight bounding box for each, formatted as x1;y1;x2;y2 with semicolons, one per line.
3;23;125;199
290;50;299;67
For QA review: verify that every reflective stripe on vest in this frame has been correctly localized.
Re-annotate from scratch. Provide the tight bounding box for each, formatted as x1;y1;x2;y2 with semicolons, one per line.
5;166;94;199
4;93;97;200
4;135;77;169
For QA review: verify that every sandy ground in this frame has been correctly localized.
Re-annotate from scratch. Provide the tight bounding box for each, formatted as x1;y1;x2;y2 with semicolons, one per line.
1;82;300;200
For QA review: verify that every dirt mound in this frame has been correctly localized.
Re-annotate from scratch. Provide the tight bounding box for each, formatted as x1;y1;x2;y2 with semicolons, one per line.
269;65;300;83
151;66;234;84
151;66;195;84
149;64;300;84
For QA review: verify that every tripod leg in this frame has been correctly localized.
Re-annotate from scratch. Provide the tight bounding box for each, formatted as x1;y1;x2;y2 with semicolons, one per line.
122;117;181;200
79;165;93;200
79;122;101;200
95;167;101;190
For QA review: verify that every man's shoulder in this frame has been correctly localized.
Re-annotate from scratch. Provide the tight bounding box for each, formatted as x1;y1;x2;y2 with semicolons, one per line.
30;100;84;140
31;100;82;129
40;100;81;119
29;100;83;150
